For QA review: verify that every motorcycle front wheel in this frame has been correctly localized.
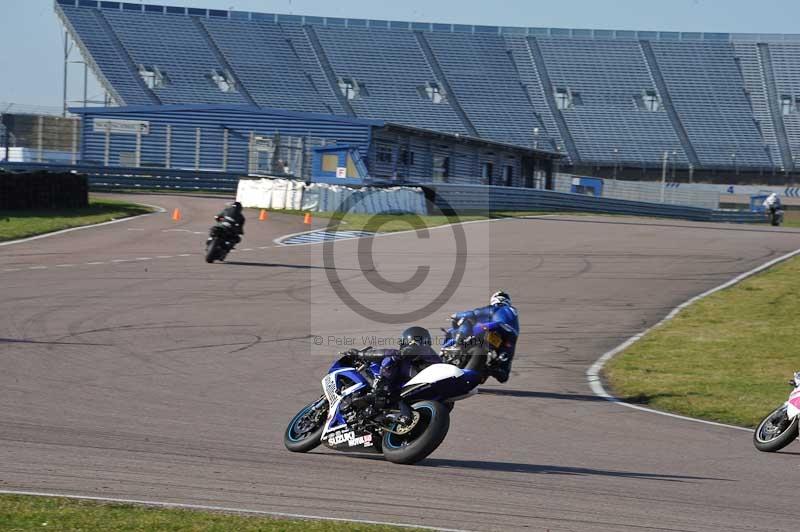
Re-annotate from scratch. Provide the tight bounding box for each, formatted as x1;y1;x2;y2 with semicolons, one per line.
753;404;799;452
284;397;328;453
382;400;450;465
205;238;221;263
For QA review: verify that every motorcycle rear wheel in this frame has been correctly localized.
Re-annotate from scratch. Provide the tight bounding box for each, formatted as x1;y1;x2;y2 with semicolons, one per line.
382;400;450;465
284;397;328;453
753;404;799;452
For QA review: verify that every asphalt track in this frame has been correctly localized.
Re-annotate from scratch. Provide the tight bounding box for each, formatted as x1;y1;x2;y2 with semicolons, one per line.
2;194;800;532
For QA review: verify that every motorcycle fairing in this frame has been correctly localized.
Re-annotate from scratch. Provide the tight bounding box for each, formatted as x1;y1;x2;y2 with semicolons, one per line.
787;388;800;419
320;368;369;437
400;364;480;402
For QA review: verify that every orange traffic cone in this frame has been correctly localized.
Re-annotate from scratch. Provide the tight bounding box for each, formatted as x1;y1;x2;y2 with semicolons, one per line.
303;213;312;225
171;208;182;221
259;209;268;221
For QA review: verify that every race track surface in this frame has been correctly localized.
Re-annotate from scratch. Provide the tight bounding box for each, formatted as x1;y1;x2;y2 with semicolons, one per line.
2;194;800;532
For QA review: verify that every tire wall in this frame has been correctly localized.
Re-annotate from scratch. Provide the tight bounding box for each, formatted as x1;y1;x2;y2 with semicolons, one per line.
0;171;89;210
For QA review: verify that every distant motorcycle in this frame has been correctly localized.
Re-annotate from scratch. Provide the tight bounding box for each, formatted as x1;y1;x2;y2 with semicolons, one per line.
205;216;241;263
753;372;800;452
284;347;480;464
439;317;506;384
769;207;784;227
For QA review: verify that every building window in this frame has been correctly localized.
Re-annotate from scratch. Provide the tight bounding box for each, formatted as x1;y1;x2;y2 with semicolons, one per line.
635;89;661;111
781;95;796;116
139;66;168;89
210;69;236;93
418;82;447;104
400;149;415;166
376;145;393;163
482;161;494;184
433;155;450;182
555;88;580;110
503;165;514;187
338;77;368;100
322;154;339;173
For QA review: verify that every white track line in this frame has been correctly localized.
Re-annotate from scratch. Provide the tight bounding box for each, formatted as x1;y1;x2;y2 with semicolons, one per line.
0;203;166;247
0;490;470;532
587;246;800;432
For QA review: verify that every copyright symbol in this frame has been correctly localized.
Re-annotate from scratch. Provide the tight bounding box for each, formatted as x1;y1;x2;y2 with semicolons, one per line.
313;336;324;346
323;191;466;325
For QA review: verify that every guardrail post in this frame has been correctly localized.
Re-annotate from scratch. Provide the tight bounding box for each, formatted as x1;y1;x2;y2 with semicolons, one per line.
36;115;44;163
135;128;142;168
195;128;201;171
71;118;78;165
104;123;111;166
165;125;172;169
222;128;229;172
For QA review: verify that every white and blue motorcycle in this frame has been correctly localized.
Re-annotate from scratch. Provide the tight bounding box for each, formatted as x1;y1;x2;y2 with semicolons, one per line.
284;347;480;464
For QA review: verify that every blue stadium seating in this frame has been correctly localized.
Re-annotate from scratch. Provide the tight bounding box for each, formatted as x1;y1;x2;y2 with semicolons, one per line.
55;0;800;172
312;26;470;134
199;19;331;114
103;9;248;105
534;37;688;166
649;41;773;168
768;42;800;165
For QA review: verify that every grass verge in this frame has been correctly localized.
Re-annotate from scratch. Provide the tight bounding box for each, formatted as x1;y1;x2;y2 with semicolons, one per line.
0;494;418;532
0;198;153;242
605;254;800;428
256;209;555;233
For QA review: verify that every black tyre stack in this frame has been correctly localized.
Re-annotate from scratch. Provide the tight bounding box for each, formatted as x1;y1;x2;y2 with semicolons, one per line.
0;171;88;210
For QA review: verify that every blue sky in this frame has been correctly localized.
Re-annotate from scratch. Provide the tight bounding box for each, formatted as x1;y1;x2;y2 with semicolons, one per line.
0;0;796;108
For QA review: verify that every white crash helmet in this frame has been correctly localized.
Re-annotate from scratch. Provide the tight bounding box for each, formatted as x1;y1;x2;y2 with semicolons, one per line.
490;291;511;307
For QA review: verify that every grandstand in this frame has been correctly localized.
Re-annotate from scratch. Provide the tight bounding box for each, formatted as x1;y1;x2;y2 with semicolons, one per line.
54;0;800;179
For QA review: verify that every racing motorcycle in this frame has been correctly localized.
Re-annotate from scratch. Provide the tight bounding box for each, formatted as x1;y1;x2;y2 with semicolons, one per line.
284;347;480;464
770;207;785;227
439;317;506;383
205;216;241;263
753;372;800;452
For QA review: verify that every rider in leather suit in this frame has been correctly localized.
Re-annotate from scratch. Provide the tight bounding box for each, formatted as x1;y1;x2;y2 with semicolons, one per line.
451;291;519;383
342;327;440;420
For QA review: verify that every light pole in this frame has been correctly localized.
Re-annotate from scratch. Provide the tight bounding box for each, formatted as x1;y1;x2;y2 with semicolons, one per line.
533;127;539;150
613;148;619;180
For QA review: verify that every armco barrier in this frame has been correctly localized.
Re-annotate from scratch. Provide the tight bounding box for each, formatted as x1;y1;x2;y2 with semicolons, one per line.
425;184;767;224
0;162;240;192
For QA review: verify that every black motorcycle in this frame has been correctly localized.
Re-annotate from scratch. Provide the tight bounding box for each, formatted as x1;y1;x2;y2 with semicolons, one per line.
769;206;785;227
205;216;241;263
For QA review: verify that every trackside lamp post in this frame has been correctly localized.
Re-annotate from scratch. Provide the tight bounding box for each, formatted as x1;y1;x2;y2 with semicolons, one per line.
660;150;668;203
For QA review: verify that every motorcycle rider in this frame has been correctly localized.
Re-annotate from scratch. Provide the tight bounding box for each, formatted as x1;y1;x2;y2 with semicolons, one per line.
451;291;519;383
212;201;246;248
763;193;782;224
341;327;440;422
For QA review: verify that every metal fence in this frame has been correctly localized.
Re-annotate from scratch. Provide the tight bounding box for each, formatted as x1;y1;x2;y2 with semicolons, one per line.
553;174;721;209
425;183;767;224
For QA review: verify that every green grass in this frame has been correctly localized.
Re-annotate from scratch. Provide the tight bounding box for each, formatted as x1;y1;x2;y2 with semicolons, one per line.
256;209;558;233
782;210;800;228
0;494;416;532
605;255;800;428
0;198;153;242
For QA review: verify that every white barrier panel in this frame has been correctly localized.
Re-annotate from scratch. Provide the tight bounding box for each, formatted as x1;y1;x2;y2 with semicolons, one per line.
238;178;427;214
302;184;427;214
236;178;304;210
